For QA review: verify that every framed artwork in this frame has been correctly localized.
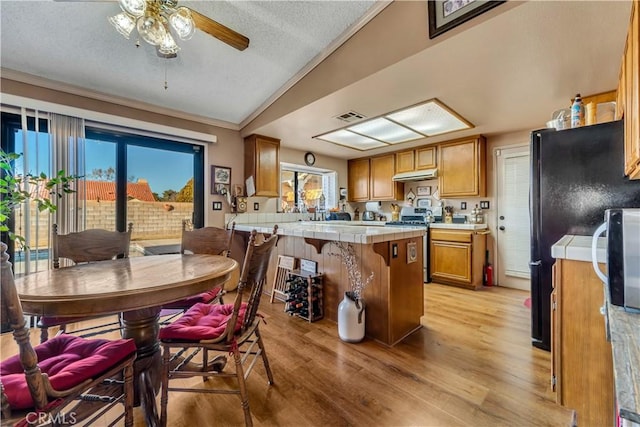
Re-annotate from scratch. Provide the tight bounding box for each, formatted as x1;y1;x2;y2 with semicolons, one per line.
211;165;231;195
417;186;431;196
428;0;505;39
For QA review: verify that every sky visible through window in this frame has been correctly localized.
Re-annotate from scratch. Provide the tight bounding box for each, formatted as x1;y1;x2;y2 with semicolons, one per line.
14;131;192;195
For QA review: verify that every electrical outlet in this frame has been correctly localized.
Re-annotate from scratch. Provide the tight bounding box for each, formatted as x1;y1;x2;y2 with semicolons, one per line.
392;243;398;258
460;202;467;210
254;202;260;211
480;201;490;209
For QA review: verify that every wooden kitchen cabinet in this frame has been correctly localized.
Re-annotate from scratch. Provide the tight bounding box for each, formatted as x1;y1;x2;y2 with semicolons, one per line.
552;258;614;427
429;228;486;289
370;154;403;201
395;146;437;173
619;1;640;179
438;136;486;198
347;158;370;202
244;134;280;197
348;154;403;202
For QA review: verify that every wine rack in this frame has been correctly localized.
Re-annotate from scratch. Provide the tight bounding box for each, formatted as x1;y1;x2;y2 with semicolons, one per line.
284;270;323;322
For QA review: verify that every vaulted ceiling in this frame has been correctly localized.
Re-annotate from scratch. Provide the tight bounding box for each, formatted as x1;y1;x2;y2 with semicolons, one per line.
1;1;632;159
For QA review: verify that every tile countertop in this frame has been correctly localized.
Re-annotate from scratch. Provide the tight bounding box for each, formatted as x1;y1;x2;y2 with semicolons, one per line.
551;234;607;263
552;234;640;424
429;223;488;230
232;221;425;244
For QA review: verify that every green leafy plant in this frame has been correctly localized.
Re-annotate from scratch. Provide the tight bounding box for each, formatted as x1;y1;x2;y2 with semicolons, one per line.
0;149;77;247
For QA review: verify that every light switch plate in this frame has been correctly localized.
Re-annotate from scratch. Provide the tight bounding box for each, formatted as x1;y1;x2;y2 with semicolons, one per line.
212;201;222;211
480;201;490;209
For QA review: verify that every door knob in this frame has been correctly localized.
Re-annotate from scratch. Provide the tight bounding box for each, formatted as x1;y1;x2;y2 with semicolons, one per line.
499;226;505;231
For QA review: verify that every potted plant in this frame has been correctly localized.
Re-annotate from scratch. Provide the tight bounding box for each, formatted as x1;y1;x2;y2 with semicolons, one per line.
0;149;76;248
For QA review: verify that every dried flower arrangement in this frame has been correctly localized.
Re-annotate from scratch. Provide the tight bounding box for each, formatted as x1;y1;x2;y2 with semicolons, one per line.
330;242;374;300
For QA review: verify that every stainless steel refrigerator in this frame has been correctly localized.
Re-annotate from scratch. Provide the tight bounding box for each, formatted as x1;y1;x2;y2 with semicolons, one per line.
529;119;640;351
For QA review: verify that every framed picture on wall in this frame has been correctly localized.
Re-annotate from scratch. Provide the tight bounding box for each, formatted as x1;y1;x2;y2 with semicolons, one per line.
211;165;231;195
427;0;505;39
417;186;431;196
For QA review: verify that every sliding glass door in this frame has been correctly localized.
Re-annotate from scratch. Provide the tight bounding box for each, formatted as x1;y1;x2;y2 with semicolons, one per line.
1;112;205;273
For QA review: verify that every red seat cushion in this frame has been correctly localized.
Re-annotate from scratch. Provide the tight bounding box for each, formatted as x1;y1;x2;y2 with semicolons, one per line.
162;287;222;309
0;334;136;410
159;302;246;341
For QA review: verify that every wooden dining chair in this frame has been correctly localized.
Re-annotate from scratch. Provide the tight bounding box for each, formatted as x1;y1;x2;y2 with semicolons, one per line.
160;221;236;318
37;223;133;342
158;226;279;427
0;242;137;427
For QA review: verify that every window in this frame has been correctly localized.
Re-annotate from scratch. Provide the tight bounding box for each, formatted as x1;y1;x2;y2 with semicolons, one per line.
1;111;205;273
280;162;336;213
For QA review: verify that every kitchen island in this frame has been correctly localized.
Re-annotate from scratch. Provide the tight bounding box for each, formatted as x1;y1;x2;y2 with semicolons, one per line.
233;222;425;346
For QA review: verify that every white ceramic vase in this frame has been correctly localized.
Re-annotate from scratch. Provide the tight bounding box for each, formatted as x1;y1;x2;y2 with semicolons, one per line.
337;291;365;342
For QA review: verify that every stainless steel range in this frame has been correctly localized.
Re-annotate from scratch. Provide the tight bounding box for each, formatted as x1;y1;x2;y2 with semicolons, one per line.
385;206;441;282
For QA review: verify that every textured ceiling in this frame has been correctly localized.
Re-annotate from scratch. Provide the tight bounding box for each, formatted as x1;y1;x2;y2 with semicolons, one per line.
0;0;378;126
0;1;634;160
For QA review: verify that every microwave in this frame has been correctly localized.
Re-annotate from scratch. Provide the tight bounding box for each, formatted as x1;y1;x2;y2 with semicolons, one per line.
592;208;640;310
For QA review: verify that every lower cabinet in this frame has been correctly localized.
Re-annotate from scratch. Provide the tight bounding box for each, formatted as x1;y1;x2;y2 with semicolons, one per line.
552;258;614;427
429;228;486;289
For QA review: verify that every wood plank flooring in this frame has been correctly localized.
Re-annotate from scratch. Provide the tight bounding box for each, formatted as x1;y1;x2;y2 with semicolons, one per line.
1;283;575;426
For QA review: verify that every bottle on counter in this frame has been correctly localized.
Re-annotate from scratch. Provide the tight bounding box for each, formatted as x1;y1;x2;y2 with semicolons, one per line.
571;94;585;128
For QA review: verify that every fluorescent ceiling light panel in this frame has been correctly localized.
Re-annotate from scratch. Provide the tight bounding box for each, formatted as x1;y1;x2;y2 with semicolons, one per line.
348;118;422;144
317;129;387;150
386;100;471;136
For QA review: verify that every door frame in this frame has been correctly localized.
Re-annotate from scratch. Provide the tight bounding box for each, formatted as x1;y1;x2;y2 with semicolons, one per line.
493;142;530;290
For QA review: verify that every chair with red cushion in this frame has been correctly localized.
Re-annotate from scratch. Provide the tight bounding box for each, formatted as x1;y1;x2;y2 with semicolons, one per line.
159;226;278;427
38;223;134;342
0;242;136;426
160;221;236;322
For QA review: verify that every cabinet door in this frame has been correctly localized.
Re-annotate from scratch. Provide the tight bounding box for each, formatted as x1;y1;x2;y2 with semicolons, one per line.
348;158;370;202
625;1;640;179
395;150;415;173
430;239;472;284
415;146;436;170
370;154;403;201
438;137;486;197
244;134;280;197
551;262;559;395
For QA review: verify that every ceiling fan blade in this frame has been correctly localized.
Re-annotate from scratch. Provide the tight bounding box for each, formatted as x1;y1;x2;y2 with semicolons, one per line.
189;8;249;51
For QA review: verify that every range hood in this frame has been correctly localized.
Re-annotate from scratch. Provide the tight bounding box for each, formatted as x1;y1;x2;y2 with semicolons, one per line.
392;169;438;182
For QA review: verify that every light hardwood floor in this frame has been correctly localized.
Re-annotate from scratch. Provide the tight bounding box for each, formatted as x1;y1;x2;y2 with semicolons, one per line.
1;283;575;426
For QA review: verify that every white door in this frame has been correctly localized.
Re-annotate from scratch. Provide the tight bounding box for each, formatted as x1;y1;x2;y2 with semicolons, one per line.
495;145;530;290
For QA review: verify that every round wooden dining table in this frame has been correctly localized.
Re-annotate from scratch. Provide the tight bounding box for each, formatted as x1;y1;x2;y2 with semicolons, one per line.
13;254;239;427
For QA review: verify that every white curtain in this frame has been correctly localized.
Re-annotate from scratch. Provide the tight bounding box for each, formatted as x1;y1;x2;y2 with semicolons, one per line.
48;113;86;234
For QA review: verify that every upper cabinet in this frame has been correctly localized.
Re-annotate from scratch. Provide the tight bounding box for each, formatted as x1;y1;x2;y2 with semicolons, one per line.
438;136;486;198
395;146;437;174
348;154;403;202
244;134;280;197
619;1;640;179
370;154;403;201
347;158;370;202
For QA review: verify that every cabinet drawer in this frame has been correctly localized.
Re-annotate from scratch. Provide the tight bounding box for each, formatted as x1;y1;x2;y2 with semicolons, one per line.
430;229;472;243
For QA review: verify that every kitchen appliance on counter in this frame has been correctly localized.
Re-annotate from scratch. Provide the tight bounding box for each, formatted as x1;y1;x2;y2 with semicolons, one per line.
591;208;640;311
326;212;352;221
530;120;640;351
362;211;376;221
385;206;431;282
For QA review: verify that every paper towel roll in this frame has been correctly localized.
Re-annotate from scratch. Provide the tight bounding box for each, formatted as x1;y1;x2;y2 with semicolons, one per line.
365;201;381;212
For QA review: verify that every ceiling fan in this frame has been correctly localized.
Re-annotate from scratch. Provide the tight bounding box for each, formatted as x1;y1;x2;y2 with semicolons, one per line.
61;0;249;56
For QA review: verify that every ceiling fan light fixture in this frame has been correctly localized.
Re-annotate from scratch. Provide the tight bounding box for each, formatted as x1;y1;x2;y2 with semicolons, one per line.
158;29;180;55
118;0;146;18
137;14;167;46
169;7;196;40
109;12;136;39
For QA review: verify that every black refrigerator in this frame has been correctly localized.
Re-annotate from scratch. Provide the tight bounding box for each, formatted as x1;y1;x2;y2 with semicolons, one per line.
529;119;640;351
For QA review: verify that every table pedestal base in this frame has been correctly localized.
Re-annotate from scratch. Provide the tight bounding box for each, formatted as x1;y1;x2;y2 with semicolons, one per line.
121;307;162;427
